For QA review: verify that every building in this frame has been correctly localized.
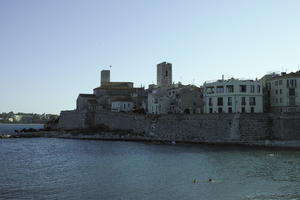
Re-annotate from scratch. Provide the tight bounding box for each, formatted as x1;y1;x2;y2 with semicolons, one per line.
263;71;300;112
168;84;203;114
157;62;172;87
76;94;97;111
147;88;170;114
76;69;146;112
111;101;134;112
147;84;203;114
147;62;203;114
203;78;263;113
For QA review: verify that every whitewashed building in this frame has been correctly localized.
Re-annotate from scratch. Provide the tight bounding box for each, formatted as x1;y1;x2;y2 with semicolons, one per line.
264;71;300;112
203;78;263;113
111;101;134;112
147;88;170;114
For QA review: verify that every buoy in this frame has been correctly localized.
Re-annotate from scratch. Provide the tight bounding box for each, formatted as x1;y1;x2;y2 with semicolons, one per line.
208;178;213;182
193;179;197;184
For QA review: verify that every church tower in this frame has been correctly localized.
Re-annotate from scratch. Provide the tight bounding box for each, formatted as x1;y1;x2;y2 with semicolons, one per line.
101;70;110;86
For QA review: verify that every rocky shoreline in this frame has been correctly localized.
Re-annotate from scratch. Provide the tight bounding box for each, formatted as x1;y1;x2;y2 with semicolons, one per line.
1;129;300;150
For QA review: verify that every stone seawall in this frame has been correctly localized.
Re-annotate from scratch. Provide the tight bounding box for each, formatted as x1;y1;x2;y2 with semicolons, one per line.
271;113;300;140
58;110;89;130
93;112;272;142
58;111;300;142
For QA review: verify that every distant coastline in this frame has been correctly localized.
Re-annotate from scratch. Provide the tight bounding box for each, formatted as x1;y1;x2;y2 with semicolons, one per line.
0;122;45;125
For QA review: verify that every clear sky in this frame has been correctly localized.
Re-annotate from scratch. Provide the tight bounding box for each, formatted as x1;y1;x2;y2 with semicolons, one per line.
1;0;300;114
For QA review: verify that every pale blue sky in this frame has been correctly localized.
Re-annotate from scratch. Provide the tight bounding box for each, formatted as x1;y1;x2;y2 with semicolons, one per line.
1;0;300;114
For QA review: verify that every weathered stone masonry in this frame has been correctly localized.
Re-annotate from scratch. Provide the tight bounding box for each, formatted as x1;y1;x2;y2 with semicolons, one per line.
58;111;300;142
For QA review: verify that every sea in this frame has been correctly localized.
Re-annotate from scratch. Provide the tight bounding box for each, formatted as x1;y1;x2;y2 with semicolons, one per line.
0;124;300;200
0;123;44;135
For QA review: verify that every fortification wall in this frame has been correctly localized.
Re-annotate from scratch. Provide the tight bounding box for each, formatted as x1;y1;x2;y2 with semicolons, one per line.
93;112;272;142
271;113;300;140
239;113;270;141
59;110;300;142
93;112;150;134
58;110;89;130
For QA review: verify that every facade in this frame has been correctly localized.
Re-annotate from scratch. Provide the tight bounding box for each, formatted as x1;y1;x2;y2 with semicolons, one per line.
76;94;97;111
264;71;300;112
157;62;172;87
147;88;170;114
203;78;263;113
168;85;203;114
147;84;203;114
111;101;134;112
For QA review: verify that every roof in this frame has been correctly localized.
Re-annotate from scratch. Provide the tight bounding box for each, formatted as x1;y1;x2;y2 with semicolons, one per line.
78;94;95;98
111;96;132;102
204;78;260;86
269;71;300;80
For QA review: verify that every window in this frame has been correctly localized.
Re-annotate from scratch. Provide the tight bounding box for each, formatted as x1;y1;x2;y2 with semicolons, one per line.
289;88;295;96
241;97;246;105
249;97;256;105
257;85;261;93
240;85;247;93
280;89;282;94
209;108;213;113
279;80;283;85
228;107;232;113
288;79;297;88
275;81;278;86
276;98;278;103
218;107;223;113
226;85;234;93
280;98;282;103
209;98;213;106
216;86;224;93
228;97;232;106
250;85;255;93
165;70;168;77
251;107;254;113
206;87;214;94
217;97;223;106
275;90;278;94
241;107;245;113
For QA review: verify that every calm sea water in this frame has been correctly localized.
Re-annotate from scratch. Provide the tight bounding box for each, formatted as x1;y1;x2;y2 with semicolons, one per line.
0;123;44;135
1;126;300;199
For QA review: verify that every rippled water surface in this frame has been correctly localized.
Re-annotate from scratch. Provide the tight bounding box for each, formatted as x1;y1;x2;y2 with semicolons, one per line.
0;123;44;134
1;138;300;200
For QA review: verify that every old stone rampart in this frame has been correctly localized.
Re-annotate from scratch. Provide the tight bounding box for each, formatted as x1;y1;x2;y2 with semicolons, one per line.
58;110;90;130
58;110;300;142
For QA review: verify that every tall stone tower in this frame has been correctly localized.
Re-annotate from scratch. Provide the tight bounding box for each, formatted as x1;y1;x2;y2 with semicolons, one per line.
157;62;172;87
101;70;110;86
